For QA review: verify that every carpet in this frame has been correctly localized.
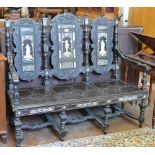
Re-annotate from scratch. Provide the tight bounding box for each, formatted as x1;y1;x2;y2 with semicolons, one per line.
38;127;155;147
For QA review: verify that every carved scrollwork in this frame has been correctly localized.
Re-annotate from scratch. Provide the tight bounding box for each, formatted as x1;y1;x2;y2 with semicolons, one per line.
50;12;83;80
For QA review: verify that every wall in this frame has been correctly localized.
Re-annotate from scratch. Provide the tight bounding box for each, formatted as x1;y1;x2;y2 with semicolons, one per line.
128;7;155;37
76;7;119;20
128;7;155;82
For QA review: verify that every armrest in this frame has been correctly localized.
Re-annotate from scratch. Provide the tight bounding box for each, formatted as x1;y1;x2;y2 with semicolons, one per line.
9;65;19;84
116;48;151;71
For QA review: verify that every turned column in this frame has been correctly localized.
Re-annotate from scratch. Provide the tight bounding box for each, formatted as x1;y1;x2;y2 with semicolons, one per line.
42;17;50;87
82;16;91;83
113;19;120;80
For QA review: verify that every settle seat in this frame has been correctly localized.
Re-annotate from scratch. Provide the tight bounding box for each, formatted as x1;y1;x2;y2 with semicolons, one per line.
11;80;145;114
5;12;150;146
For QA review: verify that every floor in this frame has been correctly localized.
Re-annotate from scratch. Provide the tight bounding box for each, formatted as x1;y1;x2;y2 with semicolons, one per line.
0;88;155;147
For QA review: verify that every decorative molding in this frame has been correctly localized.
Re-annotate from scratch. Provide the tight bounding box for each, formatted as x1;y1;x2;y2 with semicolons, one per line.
76;101;98;108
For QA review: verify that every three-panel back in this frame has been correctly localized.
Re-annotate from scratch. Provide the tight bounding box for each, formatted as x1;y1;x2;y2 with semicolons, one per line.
5;12;118;86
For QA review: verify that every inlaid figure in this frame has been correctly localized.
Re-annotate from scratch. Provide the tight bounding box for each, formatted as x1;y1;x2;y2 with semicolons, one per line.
99;39;107;57
63;39;72;58
23;44;33;62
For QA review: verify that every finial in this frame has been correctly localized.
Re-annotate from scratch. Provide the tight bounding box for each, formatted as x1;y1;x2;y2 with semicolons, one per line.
64;9;68;14
42;17;48;26
83;15;89;26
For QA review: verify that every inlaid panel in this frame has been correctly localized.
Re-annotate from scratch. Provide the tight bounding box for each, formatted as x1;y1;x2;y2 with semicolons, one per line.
12;18;41;81
58;24;76;69
20;27;35;72
97;25;108;66
91;16;116;74
50;12;83;80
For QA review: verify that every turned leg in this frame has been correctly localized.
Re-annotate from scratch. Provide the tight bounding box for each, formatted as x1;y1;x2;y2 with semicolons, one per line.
8;107;14;128
148;76;153;105
152;100;155;129
14;117;24;147
59;111;67;141
9;115;15;128
139;99;146;128
121;102;125;110
139;70;147;128
8;72;14;93
1;134;7;144
103;105;111;134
